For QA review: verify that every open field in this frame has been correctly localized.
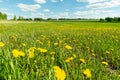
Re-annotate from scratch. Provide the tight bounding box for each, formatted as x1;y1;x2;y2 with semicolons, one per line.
0;21;120;80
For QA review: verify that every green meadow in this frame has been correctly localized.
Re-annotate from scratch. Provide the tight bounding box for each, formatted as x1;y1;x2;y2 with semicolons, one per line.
0;21;120;80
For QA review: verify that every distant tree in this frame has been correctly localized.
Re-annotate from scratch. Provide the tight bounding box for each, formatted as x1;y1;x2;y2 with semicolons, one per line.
34;18;44;21
100;18;105;22
18;16;24;20
0;12;7;20
105;17;113;22
13;15;17;21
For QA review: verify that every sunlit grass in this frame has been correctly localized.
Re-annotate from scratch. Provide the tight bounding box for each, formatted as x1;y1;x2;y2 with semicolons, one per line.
0;21;120;80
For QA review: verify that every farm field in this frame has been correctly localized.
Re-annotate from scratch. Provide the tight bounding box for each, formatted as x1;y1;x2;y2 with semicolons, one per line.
0;21;120;80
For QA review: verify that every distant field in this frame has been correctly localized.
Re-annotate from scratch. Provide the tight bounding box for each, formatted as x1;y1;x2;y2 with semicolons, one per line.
0;21;120;80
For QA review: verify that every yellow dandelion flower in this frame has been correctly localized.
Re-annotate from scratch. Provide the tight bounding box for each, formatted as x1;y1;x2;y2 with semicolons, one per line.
19;51;25;57
51;57;55;61
73;54;77;58
118;74;120;77
65;59;70;63
37;48;47;53
102;61;108;66
80;58;85;63
54;42;58;46
12;49;19;58
92;53;96;57
49;52;56;55
105;51;110;54
28;52;34;58
0;42;4;47
53;66;66;80
65;45;72;50
83;69;92;78
28;47;35;58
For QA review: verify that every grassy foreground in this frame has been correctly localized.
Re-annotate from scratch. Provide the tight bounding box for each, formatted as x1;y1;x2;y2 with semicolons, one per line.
0;21;120;80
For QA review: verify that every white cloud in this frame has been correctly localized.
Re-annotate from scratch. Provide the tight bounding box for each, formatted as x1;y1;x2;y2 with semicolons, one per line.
44;9;50;12
34;0;46;4
58;12;69;18
51;0;63;2
17;3;41;12
73;10;114;18
0;8;8;11
76;0;107;3
87;0;120;9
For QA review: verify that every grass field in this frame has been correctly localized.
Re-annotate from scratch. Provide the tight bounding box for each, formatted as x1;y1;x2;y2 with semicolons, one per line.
0;21;120;80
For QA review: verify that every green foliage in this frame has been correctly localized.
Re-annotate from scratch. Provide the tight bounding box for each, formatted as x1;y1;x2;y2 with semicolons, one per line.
0;12;7;20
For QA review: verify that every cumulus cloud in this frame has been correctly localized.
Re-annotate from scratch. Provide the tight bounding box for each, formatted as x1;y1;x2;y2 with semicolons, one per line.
17;3;41;12
76;0;107;3
0;8;8;11
44;9;50;12
73;10;114;18
51;0;63;2
87;0;120;9
34;0;46;4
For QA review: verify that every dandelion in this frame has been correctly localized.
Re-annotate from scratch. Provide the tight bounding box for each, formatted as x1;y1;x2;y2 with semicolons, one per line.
80;58;85;63
105;51;110;54
21;43;26;47
0;42;4;47
12;49;20;58
28;47;35;58
37;48;47;53
51;57;55;61
92;53;96;57
73;54;77;58
65;57;74;63
118;74;120;78
65;45;72;50
83;69;92;78
19;51;25;57
102;61;108;66
54;42;58;46
53;66;66;80
49;52;56;55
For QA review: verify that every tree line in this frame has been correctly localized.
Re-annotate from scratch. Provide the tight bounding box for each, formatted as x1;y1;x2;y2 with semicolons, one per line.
100;17;120;22
0;12;7;20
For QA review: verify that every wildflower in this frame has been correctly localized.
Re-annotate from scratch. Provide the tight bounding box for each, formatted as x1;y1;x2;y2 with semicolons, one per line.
54;42;58;46
118;74;120;77
51;57;55;61
37;48;47;53
65;45;72;50
53;66;66;80
0;42;4;47
12;49;20;58
73;54;77;58
19;51;25;57
92;53;96;57
49;52;56;55
83;69;92;78
21;43;26;47
105;51;110;54
28;47;35;58
102;61;108;66
80;58;85;63
28;52;34;58
65;57;74;63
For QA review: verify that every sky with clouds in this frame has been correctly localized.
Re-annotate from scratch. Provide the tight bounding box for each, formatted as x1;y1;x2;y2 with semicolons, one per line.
0;0;120;19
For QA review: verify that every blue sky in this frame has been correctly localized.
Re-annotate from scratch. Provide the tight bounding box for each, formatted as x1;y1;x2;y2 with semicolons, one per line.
0;0;120;19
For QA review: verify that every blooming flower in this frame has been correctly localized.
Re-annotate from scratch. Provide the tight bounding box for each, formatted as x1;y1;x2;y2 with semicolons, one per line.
37;48;47;53
83;69;92;78
102;61;108;66
65;45;72;50
49;52;56;55
80;58;85;63
0;42;4;47
28;47;35;58
12;49;20;58
53;66;66;80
